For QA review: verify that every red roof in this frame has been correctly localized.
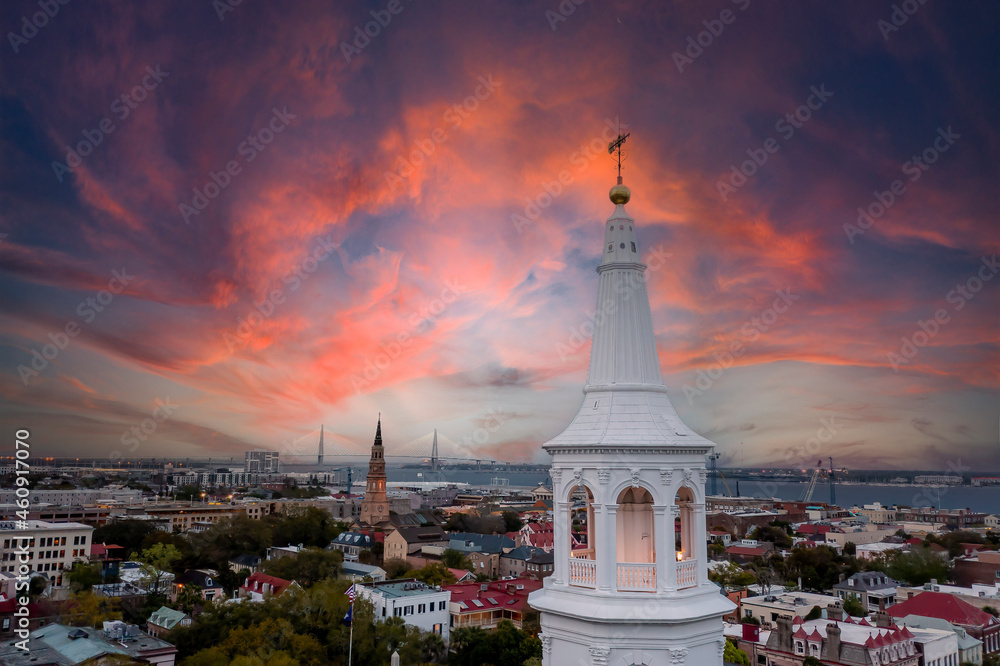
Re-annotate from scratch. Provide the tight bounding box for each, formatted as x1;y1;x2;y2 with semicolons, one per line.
887;591;998;628
726;545;769;556
240;572;295;597
905;537;923;545
798;524;832;534
444;578;543;614
90;543;124;558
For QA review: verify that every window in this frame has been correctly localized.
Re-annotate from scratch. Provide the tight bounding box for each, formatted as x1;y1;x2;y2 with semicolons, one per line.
439;601;446;611
631;242;636;252
418;604;425;613
794;640;804;655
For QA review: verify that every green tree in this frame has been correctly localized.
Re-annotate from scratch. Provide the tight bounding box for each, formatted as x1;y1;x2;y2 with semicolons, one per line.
93;518;161;555
843;541;857;556
66;562;103;592
709;561;756;589
442;548;472;570
64;591;122;628
175;584;203;614
383;558;411;579
131;542;181;594
724;638;749;665
405;562;458;586
804;605;823;621
266;507;345;549
803;657;822;666
261;547;343;586
843;596;865;617
501;511;523;533
886;547;950;586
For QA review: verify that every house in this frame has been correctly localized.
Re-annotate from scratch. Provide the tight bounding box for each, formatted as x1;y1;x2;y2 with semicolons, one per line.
384;526;449;562
499;545;543;579
356;579;450;644
228;554;262;574
508;522;568;553
524;550;554;580
759;615;953;666
90;542;125;581
445;578;543;632
147;606;192;638
340;561;386;583
239;572;298;602
0;621;179;665
896;614;984;665
171;569;223;603
327;531;376;562
887;591;1000;656
708;530;731;547
119;560;175;594
833;572;900;612
266;544;303;560
725;540;774;564
954;549;1000;586
447;533;515;578
740;593;843;627
466;551;499;578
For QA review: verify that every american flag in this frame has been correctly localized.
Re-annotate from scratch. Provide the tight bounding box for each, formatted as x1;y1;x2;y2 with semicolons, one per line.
345;584;356;603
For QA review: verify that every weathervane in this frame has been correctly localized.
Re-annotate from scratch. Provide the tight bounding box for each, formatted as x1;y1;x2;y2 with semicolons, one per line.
608;130;630;180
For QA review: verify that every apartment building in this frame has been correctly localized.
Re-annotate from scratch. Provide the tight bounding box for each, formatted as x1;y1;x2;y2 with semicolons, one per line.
0;520;94;587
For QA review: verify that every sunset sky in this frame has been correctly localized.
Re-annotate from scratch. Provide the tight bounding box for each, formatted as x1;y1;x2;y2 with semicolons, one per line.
0;1;997;470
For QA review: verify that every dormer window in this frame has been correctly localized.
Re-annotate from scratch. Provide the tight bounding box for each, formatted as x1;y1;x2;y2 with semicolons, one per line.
794;640;804;655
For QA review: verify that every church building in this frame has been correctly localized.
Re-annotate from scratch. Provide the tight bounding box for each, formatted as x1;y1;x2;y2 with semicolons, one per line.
528;145;735;664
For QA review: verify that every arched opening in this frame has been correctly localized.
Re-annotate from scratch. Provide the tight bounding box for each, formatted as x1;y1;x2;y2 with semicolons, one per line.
616;486;655;591
567;484;597;588
674;486;698;589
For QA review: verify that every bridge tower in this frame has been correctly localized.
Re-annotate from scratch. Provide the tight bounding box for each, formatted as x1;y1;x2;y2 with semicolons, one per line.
431;428;439;473
317;424;324;466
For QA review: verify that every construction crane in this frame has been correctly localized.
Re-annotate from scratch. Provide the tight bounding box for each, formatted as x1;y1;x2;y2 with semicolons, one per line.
828;456;836;505
330;467;353;497
800;460;823;502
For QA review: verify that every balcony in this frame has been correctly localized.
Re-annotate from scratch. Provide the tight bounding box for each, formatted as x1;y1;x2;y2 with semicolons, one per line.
617;562;656;591
568;558;597;588
676;559;697;589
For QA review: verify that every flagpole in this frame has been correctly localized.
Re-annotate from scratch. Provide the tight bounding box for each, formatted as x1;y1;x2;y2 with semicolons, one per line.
348;599;354;666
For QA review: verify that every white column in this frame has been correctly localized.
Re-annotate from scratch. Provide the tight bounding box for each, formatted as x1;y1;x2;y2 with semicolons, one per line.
665;504;678;591
691;502;708;585
554;501;570;586
679;501;691;559
599;504;617;591
653;504;669;593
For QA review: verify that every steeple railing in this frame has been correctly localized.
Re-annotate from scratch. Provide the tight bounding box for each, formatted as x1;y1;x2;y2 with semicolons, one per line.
616;562;656;591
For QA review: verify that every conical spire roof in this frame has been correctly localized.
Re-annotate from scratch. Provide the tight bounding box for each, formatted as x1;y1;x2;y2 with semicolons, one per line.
543;180;715;453
373;416;383;447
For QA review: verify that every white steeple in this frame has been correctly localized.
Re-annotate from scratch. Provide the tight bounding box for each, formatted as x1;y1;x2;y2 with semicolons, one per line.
529;156;734;665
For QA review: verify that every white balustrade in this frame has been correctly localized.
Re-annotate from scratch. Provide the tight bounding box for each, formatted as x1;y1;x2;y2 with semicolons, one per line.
617;562;656;591
568;557;597;588
676;559;697;589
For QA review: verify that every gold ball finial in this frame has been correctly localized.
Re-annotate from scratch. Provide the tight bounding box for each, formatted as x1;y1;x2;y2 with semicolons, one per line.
609;176;631;205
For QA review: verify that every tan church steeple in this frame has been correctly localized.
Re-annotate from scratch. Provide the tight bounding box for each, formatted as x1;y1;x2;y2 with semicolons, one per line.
360;415;390;526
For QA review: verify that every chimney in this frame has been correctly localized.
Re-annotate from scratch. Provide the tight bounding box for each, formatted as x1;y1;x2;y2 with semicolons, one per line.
838;573;845;583
776;617;793;650
827;623;841;660
826;600;843;620
874;610;891;628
